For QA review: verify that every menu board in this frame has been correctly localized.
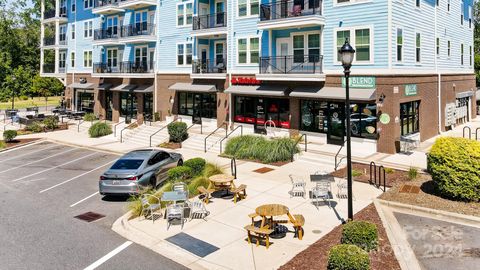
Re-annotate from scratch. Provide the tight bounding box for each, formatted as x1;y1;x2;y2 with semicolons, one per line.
318;110;325;130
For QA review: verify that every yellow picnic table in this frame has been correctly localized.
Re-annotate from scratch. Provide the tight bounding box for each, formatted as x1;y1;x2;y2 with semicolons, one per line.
208;174;236;195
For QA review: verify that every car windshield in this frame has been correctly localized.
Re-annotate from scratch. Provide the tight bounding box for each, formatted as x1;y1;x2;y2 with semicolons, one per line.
110;159;144;170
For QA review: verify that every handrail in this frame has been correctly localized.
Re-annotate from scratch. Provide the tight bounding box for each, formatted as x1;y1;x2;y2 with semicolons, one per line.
378;165;386;192
476;127;480;140
369;161;377;185
219;125;243;153
113;120;126;137
186;118;202;135
290;133;307;162
149;117;182;147
463;126;471;139
120;119;138;143
77;119;84;132
231;157;237;179
334;140;346;171
204;123;227;153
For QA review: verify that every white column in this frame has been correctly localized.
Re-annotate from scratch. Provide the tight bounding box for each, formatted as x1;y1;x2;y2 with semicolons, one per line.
40;0;45;74
55;49;59;73
55;21;60;45
55;0;60;17
41;0;45;20
40;49;45;74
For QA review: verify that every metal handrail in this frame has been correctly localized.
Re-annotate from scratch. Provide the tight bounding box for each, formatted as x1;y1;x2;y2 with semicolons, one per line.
219;125;243;153
120;119;138;143
378;165;386;192
113;120;125;137
369;161;377;185
291;133;307;162
334;140;347;171
476;127;480;140
204;123;227;153
231;157;237;179
77;119;84;132
149;117;182;147
463;126;471;139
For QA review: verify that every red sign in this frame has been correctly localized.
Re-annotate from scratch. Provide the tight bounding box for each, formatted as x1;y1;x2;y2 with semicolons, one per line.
231;77;262;85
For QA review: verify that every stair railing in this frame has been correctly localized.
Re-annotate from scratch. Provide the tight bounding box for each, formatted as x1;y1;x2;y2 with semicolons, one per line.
149;117;182;147
204;123;227;153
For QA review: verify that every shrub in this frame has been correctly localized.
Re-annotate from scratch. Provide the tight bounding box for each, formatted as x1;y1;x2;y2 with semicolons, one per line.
26;122;43;133
408;166;418;180
203;163;224;177
83;113;96;122
184;158;206;176
3;130;17;142
43;116;59;130
167;166;193;181
167;121;188;143
427;137;480;202
384;167;395;174
0;140;5;149
154;112;161;122
341;220;378;251
88;122;112;138
19;95;29;101
352;169;363;177
327;244;370;270
224;135;299;163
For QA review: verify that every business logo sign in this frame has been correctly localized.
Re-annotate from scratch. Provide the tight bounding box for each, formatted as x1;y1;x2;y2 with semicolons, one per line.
405;84;418;96
341;76;376;88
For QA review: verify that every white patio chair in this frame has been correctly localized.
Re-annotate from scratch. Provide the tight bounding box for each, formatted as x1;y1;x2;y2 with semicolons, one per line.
336;178;355;201
311;180;332;209
288;174;306;198
188;199;210;221
172;182;189;198
166;203;185;230
140;194;162;223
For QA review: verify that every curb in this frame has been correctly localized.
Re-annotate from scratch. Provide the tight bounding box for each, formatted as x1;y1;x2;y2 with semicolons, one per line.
0;138;46;153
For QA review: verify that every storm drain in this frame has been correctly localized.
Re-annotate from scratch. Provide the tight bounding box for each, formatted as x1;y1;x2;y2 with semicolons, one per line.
74;212;105;222
399;185;420;194
253;167;275;174
166;233;219;258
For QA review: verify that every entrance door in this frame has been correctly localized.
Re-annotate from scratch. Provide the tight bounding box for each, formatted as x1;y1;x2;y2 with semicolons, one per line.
148;48;155;72
106;48;118;72
120;92;137;124
106;91;113;121
106;16;118;38
192;93;202;124
327;102;345;145
134;46;148;72
214;42;225;65
135;10;148;34
276;38;289;73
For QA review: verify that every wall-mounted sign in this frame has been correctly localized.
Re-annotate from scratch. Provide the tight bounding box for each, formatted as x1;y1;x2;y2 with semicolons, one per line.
231;77;261;85
379;113;391;124
405;84;418;96
341;76;376;88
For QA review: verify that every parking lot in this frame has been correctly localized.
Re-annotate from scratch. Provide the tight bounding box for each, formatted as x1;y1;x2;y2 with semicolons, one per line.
0;141;187;270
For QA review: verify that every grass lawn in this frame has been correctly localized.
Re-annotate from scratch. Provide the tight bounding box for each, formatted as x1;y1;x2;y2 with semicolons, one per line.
0;96;61;110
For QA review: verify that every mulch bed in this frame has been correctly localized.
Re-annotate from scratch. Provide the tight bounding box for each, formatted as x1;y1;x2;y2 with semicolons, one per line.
2;138;40;149
159;142;181;149
279;204;401;270
218;154;290;167
330;162;428;187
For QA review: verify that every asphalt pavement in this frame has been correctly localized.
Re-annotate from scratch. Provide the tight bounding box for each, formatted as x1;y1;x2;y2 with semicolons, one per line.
0;141;188;270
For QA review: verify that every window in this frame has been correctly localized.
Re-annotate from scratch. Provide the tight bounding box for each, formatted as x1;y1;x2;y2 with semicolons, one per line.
436;0;439;6
237;37;259;64
400;101;420;136
447;0;450;11
238;0;259;17
416;33;421;63
234;97;290;128
177;43;192;65
293;35;305;63
83;20;93;38
177;1;193;26
178;92;217;119
469;6;472;28
71;23;75;40
107;48;118;68
436;38;440;56
71;0;76;12
461;2;464;25
83;0;93;9
59;52;66;69
70;52;75;68
336;30;350;62
461;44;464;65
83;50;92;68
308;34;320;62
447;40;451;57
415;0;420;8
355;29;370;61
470;46;472;66
396;28;403;62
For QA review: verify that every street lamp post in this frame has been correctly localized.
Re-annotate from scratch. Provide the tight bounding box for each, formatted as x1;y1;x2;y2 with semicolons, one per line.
339;39;356;221
11;75;16;110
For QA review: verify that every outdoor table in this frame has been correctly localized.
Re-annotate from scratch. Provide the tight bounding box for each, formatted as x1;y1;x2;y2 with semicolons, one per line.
255;204;296;239
310;174;335;182
161;191;188;203
208;174;236;196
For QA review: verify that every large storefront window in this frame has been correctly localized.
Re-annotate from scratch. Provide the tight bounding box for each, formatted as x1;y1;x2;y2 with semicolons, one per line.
144;93;153;121
76;90;94;113
400;100;420;136
350;103;377;139
178;92;217;119
234;96;290;128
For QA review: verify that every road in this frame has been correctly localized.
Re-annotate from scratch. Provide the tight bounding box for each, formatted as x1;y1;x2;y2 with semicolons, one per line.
0;141;188;270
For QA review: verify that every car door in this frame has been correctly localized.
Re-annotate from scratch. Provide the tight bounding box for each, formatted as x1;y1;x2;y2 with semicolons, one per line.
154;152;175;182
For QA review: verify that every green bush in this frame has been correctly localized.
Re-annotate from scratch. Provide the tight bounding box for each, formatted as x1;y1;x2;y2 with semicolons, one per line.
167;121;188;143
83;113;96;122
26;122;43;133
167;166;193;181
0;140;6;149
384;167;395;174
43;116;59;130
327;244;370;270
427;137;480;202
184;158;206;176
408;166;418;180
224;135;299;163
88;122;112;138
341;221;378;251
352;169;363;177
3;130;17;142
19;95;29;101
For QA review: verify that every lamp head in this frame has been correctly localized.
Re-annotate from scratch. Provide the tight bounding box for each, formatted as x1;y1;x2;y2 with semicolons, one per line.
338;38;355;69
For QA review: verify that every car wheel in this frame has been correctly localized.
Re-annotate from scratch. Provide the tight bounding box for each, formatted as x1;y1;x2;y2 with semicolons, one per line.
150;175;157;189
177;159;183;166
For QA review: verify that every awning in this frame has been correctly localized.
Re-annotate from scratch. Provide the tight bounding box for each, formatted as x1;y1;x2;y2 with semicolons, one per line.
290;86;376;101
68;83;95;89
224;85;288;96
456;91;474;99
111;84;137;92
168;83;216;92
134;85;154;93
97;83;112;90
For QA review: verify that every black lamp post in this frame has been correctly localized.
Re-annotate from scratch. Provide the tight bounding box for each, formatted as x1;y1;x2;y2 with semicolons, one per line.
339;39;355;221
11;75;16;110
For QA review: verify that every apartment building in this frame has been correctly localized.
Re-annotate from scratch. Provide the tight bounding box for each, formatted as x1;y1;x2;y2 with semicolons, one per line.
40;0;476;154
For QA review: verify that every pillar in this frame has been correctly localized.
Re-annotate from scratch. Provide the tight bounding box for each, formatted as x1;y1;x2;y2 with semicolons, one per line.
136;92;144;125
112;92;120;122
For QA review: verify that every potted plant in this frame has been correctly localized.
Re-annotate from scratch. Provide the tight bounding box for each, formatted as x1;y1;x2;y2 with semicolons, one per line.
166;109;174;123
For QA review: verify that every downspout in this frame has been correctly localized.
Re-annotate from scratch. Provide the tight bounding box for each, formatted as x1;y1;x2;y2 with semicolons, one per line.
435;2;442;134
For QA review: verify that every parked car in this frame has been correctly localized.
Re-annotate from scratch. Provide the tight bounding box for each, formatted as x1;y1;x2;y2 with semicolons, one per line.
99;149;183;196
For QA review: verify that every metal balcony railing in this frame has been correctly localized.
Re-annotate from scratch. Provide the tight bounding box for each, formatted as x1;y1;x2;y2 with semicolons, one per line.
43;37;56;46
259;55;323;74
94;0;119;8
43;64;55;73
59;6;67;17
43;9;56;19
93;61;154;74
192;58;227;74
94;28;120;40
59;34;67;45
121;23;155;37
260;0;322;21
192;12;227;31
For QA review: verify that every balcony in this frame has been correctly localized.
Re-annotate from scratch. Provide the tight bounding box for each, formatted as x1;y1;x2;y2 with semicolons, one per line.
120;23;156;43
257;54;325;81
92;0;125;15
93;61;154;77
258;0;324;30
43;37;56;47
118;0;157;9
192;12;227;37
42;64;55;73
191;58;227;79
42;7;68;23
93;28;120;45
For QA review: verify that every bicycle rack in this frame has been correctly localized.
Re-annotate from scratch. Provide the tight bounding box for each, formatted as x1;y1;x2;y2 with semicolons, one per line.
476;128;480;140
369;161;377;186
378;165;386;192
231;157;237;179
369;161;386;192
463;126;472;139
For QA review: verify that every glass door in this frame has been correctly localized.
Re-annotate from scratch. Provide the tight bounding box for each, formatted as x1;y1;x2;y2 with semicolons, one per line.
135;11;148;34
327;102;345;145
192;93;202;124
106;16;118;38
120;92;137;124
215;1;225;25
144;93;153;121
215;42;224;65
107;48;118;71
134;46;147;72
106;91;113;121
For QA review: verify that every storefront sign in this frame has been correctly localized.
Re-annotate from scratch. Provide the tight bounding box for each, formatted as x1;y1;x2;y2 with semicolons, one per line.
405;84;418;96
379;113;391;125
231;77;261;85
341;76;376;88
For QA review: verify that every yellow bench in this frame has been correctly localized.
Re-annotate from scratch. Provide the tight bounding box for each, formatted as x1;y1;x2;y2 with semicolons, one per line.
291;214;305;240
244;225;274;249
197;186;215;204
232;184;247;203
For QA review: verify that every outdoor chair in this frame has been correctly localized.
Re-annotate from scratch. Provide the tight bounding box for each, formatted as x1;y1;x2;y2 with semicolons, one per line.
336;178;355;201
311;180;332;209
172;182;189;198
166;203;185;230
188;199;209;220
232;184;247;203
288;174;306;198
140;194;162;223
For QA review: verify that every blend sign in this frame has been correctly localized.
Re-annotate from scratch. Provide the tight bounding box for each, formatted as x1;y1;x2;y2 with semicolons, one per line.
341;76;376;88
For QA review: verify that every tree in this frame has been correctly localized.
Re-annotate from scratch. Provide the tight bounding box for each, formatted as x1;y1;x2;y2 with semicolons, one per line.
31;75;64;108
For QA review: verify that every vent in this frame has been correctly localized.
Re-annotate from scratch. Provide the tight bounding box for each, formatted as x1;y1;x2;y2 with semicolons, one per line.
399;185;420;194
253;167;275;174
74;212;105;222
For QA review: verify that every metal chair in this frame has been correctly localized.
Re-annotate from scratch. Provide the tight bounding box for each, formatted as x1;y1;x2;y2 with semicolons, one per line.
172;182;189;200
336;178;355;201
311;180;332;209
166;203;185;230
288;174;306;198
140;194;162;223
188;199;209;221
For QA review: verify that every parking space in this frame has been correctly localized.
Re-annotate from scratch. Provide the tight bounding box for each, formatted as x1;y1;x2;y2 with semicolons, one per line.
0;141;187;270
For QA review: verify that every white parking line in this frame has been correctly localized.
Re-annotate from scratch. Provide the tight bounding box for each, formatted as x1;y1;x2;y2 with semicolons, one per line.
0;148;77;174
83;241;132;270
0;144;58;162
70;192;99;207
0;140;47;156
11;152;98;182
39;160;115;193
